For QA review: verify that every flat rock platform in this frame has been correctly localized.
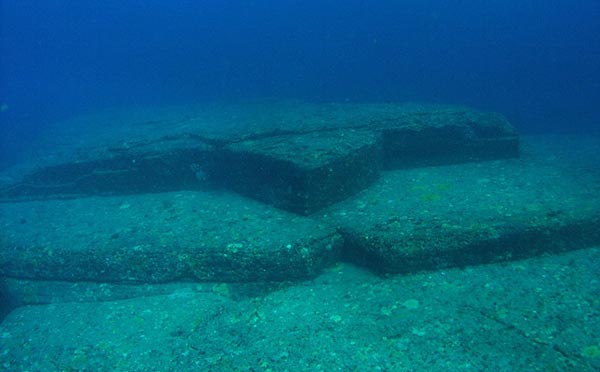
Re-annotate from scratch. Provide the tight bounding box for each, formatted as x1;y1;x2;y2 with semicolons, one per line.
2;248;599;371
322;135;600;273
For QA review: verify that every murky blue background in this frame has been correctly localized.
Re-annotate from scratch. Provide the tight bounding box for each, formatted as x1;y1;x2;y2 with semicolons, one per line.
1;1;599;167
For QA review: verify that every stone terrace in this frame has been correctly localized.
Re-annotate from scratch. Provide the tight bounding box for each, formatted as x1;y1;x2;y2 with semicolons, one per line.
1;103;599;306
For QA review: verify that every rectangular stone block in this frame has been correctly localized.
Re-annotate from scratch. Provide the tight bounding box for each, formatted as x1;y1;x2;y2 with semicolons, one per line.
216;130;382;215
381;110;519;168
0;191;343;285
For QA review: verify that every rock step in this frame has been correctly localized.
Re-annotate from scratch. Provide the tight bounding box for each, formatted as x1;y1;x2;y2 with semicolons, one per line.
1;136;599;306
216;129;382;214
2;248;600;371
0;191;342;283
0;103;518;214
322;134;600;273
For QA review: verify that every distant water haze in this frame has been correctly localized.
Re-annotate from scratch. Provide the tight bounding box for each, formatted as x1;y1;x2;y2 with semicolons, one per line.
1;0;599;168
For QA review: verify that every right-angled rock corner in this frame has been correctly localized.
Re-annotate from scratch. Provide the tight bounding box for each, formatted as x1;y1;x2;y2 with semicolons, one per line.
206;104;521;215
0;103;520;216
215;129;382;215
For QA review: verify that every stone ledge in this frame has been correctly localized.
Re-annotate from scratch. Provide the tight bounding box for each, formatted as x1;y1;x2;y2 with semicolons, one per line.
319;136;600;273
0;103;519;214
216;130;382;214
0;191;342;283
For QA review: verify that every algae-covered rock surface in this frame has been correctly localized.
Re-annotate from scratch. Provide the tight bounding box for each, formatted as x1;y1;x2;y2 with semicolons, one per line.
0;190;341;283
1;247;599;371
0;134;598;299
319;135;600;273
0;100;598;371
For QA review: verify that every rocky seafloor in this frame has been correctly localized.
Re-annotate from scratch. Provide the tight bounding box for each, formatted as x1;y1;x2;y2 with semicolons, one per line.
1;102;599;370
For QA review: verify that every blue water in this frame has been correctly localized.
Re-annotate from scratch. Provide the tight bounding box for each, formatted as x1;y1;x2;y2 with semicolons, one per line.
1;0;599;167
3;3;600;369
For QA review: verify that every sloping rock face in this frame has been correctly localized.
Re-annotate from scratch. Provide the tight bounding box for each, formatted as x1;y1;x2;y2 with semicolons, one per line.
1;136;215;199
0;103;518;214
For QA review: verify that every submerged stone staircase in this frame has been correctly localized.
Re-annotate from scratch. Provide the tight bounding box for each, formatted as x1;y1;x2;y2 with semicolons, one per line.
1;102;599;305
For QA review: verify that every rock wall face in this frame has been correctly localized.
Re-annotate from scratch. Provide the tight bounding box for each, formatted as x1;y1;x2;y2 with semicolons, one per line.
0;103;518;214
